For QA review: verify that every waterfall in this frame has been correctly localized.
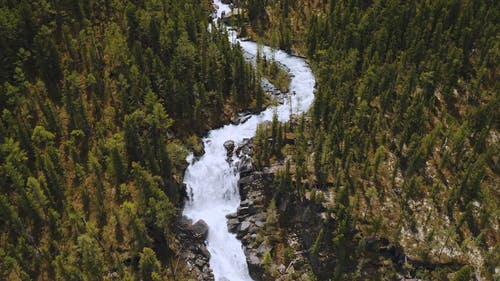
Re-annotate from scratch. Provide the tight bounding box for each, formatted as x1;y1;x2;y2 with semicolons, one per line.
182;1;315;280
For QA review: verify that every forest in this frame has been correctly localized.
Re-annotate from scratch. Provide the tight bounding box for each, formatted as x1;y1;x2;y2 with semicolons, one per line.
246;0;499;280
0;0;266;279
0;0;498;280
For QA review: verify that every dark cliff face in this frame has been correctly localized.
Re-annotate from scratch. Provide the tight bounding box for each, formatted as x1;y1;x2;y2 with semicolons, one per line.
228;138;337;280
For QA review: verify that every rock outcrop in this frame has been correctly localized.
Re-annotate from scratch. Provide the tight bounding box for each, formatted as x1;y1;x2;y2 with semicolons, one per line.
227;139;315;280
177;217;214;281
228;137;469;280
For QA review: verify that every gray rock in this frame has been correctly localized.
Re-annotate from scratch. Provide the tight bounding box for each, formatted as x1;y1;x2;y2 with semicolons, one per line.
237;206;256;216
240;221;251;232
223;140;235;156
227;218;239;233
235;138;254;156
248;252;260;266
231;115;240;125
195;258;205;268
278;264;286;274
240;199;252;207
238;175;255;187
182;252;196;260
238;156;254;175
191;219;209;240
253;213;266;222
231;114;251;126
199;244;211;259
248;224;259;234
257;242;271;256
225;212;238;219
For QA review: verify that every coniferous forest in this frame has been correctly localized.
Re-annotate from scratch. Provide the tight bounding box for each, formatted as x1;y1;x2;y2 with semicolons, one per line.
246;0;499;280
0;0;499;280
0;0;266;279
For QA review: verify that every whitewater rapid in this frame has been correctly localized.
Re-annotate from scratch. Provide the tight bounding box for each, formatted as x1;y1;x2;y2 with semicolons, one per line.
181;1;315;280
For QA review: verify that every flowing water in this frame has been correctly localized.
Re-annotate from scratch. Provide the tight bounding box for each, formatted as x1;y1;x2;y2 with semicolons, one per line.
182;1;315;280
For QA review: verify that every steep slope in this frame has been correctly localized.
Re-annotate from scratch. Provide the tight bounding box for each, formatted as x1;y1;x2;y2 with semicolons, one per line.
0;0;267;279
228;0;499;280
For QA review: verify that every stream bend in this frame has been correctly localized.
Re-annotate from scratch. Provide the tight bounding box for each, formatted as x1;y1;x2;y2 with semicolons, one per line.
182;1;315;280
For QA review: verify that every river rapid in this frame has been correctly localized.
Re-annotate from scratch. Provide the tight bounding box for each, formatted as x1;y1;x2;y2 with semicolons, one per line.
182;1;315;280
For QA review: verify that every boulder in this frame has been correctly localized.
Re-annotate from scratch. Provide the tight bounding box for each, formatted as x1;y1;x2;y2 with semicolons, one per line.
247;251;265;280
237;206;256;216
227;218;240;233
239;221;251;232
240;199;252;207
225;212;238;219
230;115;240;125
278;264;286;274
257;242;271;256
235;138;253;156
231;114;252;126
238;175;255;187
248;251;260;266
195;258;206;268
199;244;211;259
191;219;209;240
238;156;254;176
223;140;235;156
248;224;259;234
239;115;251;124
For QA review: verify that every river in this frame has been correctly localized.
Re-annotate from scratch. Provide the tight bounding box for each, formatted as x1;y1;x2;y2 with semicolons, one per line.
182;1;316;280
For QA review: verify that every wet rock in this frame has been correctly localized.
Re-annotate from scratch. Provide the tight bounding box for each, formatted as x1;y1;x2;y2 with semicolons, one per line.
191;219;209;240
202;265;213;279
230;115;240;125
235;138;254;156
199;244;211;259
231;114;252;125
227;218;240;233
223;140;235;155
176;216;214;281
237;206;256;216
226;212;238;219
240;199;253;207
238;114;251;124
238;156;254;176
238;175;255;187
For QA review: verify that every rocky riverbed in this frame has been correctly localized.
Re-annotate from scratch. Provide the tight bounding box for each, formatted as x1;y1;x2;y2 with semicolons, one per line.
176;217;215;281
223;137;317;280
220;134;469;281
